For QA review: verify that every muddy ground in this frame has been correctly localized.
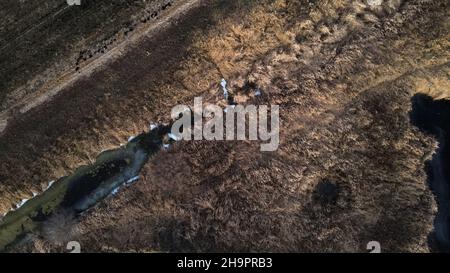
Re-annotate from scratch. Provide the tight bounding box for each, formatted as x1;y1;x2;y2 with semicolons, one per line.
0;0;449;252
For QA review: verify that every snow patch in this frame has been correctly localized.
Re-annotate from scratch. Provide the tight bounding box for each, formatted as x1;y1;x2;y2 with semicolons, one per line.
111;187;121;196
150;123;158;130
125;176;140;186
16;198;29;209
221;79;229;100
45;180;55;190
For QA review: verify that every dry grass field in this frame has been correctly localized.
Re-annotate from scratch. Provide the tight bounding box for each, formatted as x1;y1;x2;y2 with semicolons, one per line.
0;0;449;252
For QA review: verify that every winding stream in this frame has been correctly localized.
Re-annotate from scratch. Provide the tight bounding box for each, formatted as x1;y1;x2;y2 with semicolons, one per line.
0;124;172;251
1;93;448;252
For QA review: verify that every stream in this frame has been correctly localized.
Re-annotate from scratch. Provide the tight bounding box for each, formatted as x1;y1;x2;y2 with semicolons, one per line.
0;124;172;251
1;93;448;252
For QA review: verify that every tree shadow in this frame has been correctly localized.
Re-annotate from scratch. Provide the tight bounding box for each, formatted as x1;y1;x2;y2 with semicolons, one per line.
410;93;450;252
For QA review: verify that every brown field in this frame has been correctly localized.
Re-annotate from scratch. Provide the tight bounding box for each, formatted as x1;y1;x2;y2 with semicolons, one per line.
1;0;449;252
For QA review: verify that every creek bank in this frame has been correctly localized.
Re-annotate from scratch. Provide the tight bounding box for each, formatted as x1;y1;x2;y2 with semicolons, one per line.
0;124;172;251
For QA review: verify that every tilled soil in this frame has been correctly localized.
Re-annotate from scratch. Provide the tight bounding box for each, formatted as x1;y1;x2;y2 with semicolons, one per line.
0;0;181;131
1;0;449;252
